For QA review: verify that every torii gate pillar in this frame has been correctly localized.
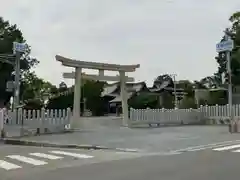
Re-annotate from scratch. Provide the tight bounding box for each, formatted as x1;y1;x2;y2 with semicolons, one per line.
120;71;128;126
73;67;82;120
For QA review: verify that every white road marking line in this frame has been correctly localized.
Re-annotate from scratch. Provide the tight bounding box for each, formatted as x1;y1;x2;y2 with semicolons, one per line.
232;149;240;152
50;151;94;159
173;140;240;152
187;147;210;152
213;144;240;151
6;155;48;166
0;160;22;170
29;153;63;160
187;143;240;152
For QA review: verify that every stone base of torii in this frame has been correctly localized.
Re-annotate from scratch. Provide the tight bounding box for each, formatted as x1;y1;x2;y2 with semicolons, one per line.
56;55;140;128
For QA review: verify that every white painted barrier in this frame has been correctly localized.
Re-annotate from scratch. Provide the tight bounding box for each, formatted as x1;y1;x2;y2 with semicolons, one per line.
130;108;200;126
3;108;72;136
130;104;240;126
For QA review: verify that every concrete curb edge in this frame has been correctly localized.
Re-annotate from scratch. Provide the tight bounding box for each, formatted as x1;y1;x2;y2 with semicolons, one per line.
1;138;140;153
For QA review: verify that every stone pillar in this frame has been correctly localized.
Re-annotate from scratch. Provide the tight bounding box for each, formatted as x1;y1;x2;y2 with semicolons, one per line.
72;67;82;128
120;71;129;127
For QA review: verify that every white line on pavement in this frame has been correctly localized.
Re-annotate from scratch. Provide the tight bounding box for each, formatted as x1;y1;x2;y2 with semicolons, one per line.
213;144;240;151
6;155;48;166
232;149;240;152
29;153;63;160
0;160;22;170
50;151;94;159
173;140;240;152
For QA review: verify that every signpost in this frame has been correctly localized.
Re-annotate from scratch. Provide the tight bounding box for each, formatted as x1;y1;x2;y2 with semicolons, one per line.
12;42;26;109
6;81;14;92
216;29;234;131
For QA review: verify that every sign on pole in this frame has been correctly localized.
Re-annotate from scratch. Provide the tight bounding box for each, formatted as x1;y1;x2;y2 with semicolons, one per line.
13;42;26;53
216;40;234;52
6;81;14;92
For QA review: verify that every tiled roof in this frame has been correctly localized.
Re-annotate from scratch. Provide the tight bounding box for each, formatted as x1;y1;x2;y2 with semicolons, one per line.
109;92;133;103
102;82;146;97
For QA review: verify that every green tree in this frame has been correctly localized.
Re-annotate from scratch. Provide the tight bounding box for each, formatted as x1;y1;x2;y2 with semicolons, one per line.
83;80;105;115
21;71;56;106
179;97;197;109
129;93;158;109
0;17;38;107
47;80;106;115
215;11;240;86
153;74;174;88
177;80;194;97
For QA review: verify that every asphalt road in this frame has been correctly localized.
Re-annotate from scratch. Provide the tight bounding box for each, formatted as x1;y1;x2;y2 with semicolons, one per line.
0;144;143;180
9;146;240;180
2;125;240;180
2;140;240;180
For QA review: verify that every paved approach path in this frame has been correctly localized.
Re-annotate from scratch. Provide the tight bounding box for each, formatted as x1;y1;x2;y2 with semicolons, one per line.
14;125;240;153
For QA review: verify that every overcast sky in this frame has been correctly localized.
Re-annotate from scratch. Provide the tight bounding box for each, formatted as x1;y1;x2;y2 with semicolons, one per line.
1;0;240;86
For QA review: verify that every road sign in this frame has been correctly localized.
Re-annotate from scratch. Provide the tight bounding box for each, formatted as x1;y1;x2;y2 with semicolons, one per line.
13;42;26;53
216;40;234;52
6;81;14;92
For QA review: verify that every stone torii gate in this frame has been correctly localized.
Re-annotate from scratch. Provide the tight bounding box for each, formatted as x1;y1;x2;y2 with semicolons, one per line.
56;55;140;127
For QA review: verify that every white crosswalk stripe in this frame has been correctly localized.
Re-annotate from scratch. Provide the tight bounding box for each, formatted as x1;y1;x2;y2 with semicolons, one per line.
50;151;94;159
0;150;95;171
232;149;240;152
29;153;63;160
212;144;240;151
0;160;22;170
6;155;48;166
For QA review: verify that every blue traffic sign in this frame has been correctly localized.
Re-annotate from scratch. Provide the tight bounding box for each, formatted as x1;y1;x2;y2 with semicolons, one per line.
216;40;234;52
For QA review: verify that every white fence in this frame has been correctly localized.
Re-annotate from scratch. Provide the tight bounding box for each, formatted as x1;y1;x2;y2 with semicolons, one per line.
200;104;240;119
130;108;200;126
1;108;72;137
130;104;240;126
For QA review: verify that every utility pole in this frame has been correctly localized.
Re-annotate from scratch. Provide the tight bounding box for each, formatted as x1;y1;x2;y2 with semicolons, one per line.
170;74;177;108
173;75;178;108
225;30;233;121
216;28;234;123
13;51;21;109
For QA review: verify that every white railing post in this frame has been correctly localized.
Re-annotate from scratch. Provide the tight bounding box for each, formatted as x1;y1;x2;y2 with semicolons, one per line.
66;108;71;129
36;109;40;134
0;109;4;138
215;104;219;119
41;108;45;133
237;104;240;118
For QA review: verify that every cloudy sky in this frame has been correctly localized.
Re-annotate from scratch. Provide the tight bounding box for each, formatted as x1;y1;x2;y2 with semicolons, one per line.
1;0;240;86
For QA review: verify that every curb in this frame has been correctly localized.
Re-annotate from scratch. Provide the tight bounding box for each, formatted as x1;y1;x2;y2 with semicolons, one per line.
1;138;140;153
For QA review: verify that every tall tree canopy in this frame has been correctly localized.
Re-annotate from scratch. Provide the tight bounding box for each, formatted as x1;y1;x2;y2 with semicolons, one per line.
215;11;240;86
21;71;56;103
0;17;38;107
